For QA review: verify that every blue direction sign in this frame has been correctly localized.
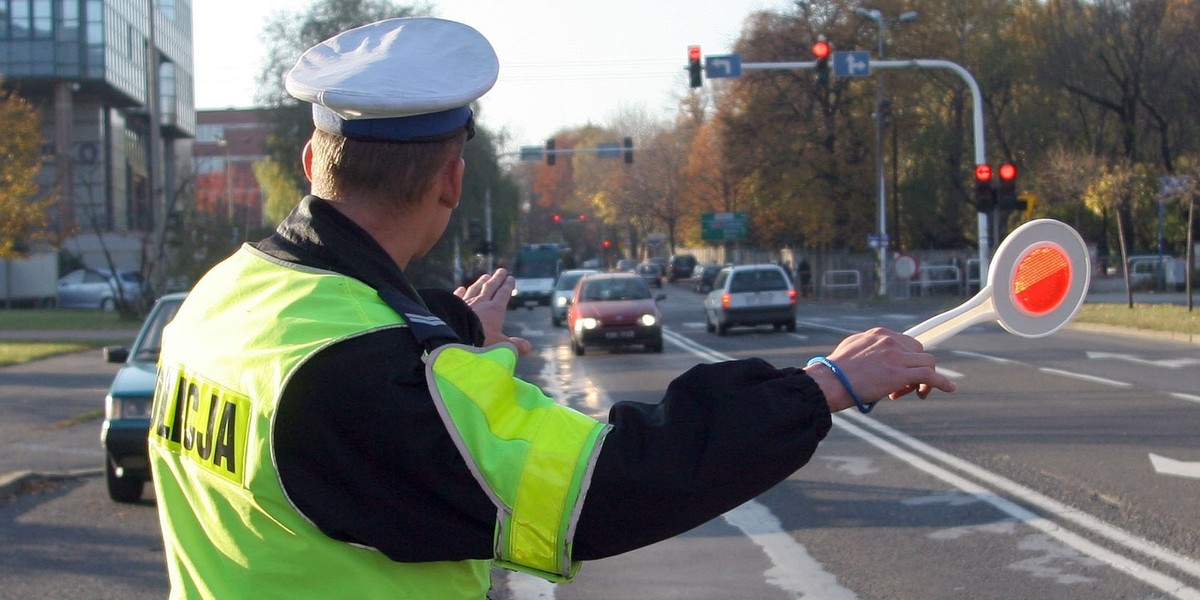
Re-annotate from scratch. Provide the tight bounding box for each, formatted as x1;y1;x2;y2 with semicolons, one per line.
705;54;742;78
834;51;871;78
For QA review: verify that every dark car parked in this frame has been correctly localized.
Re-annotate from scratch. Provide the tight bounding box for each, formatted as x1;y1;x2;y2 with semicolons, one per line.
101;292;186;502
666;254;697;282
690;263;721;293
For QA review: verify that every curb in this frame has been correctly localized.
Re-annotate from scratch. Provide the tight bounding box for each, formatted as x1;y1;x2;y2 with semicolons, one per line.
0;468;102;505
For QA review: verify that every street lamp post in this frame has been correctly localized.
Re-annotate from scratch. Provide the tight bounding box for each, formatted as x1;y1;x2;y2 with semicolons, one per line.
856;7;916;296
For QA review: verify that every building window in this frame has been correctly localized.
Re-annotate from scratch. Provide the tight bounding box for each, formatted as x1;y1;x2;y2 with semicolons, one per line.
160;60;176;122
12;1;32;39
33;0;52;38
85;0;101;44
195;124;225;144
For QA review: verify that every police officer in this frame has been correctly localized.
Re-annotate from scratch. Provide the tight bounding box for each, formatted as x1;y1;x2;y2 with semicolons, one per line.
149;17;955;599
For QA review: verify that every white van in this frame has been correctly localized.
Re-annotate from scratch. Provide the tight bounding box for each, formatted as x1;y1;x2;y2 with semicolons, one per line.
1127;255;1186;291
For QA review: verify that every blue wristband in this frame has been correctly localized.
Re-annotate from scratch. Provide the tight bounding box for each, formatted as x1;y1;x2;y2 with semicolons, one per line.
806;356;877;414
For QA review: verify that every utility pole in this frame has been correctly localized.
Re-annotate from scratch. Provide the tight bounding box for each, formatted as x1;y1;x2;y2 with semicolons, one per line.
856;7;917;296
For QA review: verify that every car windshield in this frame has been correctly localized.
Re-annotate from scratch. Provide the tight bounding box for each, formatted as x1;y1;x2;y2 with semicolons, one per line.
557;272;591;290
729;270;788;293
581;279;651;301
131;299;183;362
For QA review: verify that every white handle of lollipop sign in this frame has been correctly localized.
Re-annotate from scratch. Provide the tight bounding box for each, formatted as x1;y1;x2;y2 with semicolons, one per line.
904;219;1091;350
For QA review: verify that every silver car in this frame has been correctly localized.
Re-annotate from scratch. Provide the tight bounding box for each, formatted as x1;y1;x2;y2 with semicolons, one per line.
550;268;600;327
703;264;797;335
56;268;143;310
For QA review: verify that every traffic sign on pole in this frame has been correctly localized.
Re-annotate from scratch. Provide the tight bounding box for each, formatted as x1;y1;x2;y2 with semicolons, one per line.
705;54;742;78
833;51;871;77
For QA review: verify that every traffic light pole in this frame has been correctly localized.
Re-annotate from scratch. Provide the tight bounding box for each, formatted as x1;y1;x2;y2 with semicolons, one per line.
741;58;991;282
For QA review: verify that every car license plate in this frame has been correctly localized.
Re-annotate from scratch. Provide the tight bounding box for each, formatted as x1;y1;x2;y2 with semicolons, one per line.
605;331;635;339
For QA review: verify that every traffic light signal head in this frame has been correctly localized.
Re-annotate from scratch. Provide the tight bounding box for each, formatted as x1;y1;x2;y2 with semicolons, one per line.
545;138;556;166
998;163;1017;183
974;164;995;212
812;40;831;59
688;45;702;88
997;162;1020;209
812;39;831;87
623;136;633;164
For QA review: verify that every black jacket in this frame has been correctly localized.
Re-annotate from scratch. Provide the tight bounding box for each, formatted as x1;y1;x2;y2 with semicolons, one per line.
260;196;833;562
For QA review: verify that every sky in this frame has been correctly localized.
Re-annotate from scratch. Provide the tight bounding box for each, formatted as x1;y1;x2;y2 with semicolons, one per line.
192;0;794;153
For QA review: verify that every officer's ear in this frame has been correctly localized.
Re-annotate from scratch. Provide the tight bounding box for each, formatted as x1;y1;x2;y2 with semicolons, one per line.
436;156;464;210
301;141;314;182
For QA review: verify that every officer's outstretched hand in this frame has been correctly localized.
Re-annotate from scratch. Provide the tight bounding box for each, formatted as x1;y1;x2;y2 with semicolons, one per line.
804;327;956;413
455;268;534;355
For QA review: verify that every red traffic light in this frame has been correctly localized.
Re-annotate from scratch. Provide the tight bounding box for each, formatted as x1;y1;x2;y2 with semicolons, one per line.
552;214;562;223
999;163;1018;181
688;45;701;62
812;41;831;59
578;214;587;222
974;164;993;183
602;240;612;249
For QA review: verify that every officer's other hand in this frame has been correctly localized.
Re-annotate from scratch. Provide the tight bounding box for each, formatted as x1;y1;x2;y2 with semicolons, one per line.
454;268;534;355
806;327;956;413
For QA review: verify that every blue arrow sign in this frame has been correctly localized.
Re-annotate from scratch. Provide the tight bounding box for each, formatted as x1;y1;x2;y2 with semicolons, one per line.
705;54;742;78
834;51;871;78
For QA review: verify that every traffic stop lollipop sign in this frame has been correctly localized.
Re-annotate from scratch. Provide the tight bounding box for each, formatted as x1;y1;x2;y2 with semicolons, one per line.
905;219;1091;349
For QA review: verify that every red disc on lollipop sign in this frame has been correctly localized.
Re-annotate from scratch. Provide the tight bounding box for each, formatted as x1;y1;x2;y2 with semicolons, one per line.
1011;243;1072;316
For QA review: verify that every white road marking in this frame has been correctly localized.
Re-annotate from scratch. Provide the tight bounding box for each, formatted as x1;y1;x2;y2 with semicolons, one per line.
722;500;858;599
951;350;1021;365
1149;453;1200;480
1172;393;1200;404
1087;352;1200;369
1038;367;1132;388
842;413;1200;598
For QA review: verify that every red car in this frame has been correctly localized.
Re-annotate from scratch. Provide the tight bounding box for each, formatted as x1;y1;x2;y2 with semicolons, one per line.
568;273;664;355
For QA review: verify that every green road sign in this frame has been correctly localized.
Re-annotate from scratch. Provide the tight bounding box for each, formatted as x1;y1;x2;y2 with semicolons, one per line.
701;212;748;241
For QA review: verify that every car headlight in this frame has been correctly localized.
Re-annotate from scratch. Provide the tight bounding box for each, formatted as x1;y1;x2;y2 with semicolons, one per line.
574;317;599;332
510;288;519;297
555;296;568;307
106;395;152;420
640;314;658;327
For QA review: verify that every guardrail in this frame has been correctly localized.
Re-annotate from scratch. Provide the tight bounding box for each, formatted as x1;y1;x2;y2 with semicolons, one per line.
910;265;962;297
821;269;862;298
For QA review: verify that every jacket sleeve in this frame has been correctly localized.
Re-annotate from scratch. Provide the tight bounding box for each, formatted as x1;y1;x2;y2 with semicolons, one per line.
572;358;832;560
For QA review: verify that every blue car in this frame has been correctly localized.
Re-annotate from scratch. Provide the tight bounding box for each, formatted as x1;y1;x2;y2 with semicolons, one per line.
101;292;186;503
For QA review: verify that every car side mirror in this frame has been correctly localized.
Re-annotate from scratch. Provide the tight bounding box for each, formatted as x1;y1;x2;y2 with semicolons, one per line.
655;294;667;302
103;346;129;363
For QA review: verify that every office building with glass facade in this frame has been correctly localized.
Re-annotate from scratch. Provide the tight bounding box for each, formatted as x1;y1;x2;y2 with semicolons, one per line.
0;0;194;270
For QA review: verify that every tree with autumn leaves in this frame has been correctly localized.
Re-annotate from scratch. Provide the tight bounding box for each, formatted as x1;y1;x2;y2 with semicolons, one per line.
534;0;1200;268
0;81;53;261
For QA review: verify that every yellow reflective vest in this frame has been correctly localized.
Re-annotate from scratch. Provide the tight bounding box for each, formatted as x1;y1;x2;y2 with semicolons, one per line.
149;245;610;599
